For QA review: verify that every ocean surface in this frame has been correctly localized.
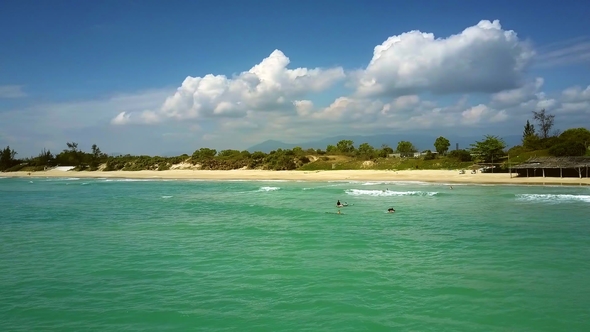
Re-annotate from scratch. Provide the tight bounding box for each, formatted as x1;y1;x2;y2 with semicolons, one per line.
1;176;589;331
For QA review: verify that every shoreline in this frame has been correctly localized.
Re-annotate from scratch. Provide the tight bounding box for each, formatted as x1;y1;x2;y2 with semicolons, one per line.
2;169;589;186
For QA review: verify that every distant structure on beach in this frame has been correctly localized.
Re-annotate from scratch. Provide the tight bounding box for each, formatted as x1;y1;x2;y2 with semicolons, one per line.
512;156;590;178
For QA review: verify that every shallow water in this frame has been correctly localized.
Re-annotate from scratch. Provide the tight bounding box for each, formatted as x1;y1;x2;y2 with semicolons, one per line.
1;177;589;331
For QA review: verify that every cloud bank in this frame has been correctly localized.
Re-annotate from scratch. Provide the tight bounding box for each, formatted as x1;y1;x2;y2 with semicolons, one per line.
113;20;539;128
2;20;590;156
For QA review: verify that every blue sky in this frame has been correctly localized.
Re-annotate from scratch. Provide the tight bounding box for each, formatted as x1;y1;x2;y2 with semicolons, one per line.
1;0;590;156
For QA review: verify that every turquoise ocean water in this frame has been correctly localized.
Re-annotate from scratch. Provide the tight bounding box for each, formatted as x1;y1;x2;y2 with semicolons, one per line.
1;176;589;331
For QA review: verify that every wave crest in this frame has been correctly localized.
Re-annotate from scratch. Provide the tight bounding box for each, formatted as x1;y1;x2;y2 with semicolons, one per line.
258;186;280;192
345;189;438;197
516;194;590;203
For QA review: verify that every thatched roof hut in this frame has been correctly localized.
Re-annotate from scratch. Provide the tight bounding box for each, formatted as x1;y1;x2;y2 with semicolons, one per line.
511;156;590;178
511;156;590;169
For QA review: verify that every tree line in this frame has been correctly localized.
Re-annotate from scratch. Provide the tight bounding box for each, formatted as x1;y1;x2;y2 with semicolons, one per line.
1;109;588;172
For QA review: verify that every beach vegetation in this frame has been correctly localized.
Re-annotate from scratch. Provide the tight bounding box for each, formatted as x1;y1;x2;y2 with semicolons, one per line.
533;109;556;139
447;149;472;162
396;141;417;157
522;120;536;142
2;114;589;173
433;136;451;156
336;140;355;154
470;135;506;163
0;146;19;171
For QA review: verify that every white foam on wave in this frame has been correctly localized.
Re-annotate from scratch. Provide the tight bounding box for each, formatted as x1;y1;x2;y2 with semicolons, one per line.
161;195;173;199
258;186;280;192
233;179;282;183
516;194;590;203
345;189;438;197
103;178;153;182
359;181;434;186
43;177;81;182
302;183;344;190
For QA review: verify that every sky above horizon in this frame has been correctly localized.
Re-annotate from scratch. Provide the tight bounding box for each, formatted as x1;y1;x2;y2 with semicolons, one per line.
1;0;590;157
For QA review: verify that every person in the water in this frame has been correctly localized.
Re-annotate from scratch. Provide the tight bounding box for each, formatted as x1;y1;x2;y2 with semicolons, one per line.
337;200;342;207
387;208;395;213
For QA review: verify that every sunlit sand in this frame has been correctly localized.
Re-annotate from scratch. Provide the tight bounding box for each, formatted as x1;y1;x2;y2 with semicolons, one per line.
3;169;589;185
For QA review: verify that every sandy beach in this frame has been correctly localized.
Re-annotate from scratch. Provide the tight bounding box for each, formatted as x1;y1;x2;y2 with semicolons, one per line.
2;169;589;185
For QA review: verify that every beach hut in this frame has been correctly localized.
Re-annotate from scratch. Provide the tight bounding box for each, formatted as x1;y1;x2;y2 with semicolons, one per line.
511;156;590;178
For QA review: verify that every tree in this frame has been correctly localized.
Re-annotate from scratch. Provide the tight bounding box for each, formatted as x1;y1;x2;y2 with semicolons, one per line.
89;144;103;170
396;141;417;157
378;144;394;158
532;109;555;139
448;149;472;162
192;148;217;161
0;146;18;171
357;143;375;159
217;149;241;158
522;120;536;142
470;135;506;163
292;146;304;156
433;136;450;155
559;127;590;148
336;140;355;154
548;142;587;157
381;144;394;155
31;148;55;167
60;142;81;166
91;144;101;158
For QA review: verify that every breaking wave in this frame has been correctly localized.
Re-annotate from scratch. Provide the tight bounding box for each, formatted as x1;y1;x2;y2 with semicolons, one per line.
516;194;590;203
258;186;280;192
345;189;439;197
103;179;154;182
42;177;81;182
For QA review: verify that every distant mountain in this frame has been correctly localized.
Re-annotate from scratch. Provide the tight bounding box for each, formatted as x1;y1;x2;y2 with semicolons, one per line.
247;140;299;153
247;134;522;153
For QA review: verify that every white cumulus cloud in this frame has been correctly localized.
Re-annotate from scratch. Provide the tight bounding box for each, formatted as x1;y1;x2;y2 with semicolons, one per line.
352;20;534;97
5;20;590;157
112;50;345;124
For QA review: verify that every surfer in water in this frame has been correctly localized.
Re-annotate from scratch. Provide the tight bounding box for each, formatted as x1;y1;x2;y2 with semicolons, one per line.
387;208;395;213
337;200;347;207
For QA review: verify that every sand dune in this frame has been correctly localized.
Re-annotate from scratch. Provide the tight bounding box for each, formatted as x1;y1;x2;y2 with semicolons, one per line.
3;169;589;185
